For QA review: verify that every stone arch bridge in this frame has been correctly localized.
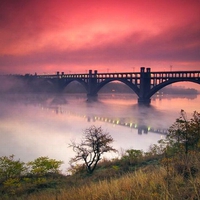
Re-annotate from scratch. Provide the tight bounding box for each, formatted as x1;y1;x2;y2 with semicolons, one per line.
22;67;200;105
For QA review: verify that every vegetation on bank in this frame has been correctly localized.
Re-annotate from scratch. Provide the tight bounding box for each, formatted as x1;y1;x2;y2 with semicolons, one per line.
0;111;200;199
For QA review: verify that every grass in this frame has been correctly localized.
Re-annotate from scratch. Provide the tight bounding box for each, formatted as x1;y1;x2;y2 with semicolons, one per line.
25;165;200;200
1;152;200;200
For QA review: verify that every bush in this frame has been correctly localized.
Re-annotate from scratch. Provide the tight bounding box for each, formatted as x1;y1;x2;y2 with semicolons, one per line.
27;156;63;176
0;155;25;182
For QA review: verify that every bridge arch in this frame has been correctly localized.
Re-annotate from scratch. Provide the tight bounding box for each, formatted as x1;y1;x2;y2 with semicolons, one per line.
59;79;88;93
146;79;200;99
95;78;140;96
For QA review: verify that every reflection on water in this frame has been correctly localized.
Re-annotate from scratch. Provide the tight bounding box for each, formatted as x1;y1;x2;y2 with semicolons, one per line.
50;106;168;135
0;93;200;173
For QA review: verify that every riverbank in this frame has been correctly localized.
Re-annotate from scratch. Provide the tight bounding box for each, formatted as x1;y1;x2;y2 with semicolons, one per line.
1;150;200;199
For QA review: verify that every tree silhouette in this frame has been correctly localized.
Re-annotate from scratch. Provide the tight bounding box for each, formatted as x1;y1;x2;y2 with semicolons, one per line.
69;126;117;174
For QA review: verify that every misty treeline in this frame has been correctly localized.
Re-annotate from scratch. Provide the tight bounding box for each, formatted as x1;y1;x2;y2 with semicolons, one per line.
0;75;59;93
0;75;198;94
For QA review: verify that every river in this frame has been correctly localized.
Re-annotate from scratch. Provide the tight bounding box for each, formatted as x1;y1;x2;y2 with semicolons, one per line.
0;93;200;173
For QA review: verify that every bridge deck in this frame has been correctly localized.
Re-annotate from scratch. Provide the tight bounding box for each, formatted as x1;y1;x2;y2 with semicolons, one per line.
35;70;200;80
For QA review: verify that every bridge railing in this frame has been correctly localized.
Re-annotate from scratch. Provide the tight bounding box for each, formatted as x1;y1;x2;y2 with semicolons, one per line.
150;71;200;78
22;70;200;81
96;72;141;79
149;71;200;87
36;72;142;80
37;74;59;78
61;74;90;78
37;73;91;79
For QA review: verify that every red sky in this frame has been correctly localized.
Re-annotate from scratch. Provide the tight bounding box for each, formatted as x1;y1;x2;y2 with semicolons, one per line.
0;0;200;75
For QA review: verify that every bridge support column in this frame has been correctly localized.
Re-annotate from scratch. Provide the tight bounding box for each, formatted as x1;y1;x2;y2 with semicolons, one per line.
138;67;151;105
87;70;98;102
87;93;98;102
138;98;151;105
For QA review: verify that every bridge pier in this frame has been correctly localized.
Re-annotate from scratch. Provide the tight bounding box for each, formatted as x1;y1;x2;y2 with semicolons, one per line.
87;70;98;102
87;94;98;102
138;67;151;106
138;98;151;105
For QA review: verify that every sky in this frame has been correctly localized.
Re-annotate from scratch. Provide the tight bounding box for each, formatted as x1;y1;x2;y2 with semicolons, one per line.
0;0;200;75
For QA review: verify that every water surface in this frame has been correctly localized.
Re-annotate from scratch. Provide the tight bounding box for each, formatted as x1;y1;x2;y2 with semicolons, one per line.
0;93;199;173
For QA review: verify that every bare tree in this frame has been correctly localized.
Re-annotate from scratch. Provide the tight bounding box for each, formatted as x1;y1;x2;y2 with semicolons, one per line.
69;126;117;174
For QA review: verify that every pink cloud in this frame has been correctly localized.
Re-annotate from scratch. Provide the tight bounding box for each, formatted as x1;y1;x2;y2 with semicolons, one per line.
0;0;200;74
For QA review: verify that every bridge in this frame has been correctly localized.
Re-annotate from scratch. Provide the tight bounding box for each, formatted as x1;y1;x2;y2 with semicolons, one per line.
4;67;200;105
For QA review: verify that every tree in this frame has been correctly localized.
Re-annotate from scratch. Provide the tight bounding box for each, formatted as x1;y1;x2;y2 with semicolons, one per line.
162;111;200;179
69;126;117;174
167;110;200;154
0;155;25;181
122;149;143;165
27;156;63;175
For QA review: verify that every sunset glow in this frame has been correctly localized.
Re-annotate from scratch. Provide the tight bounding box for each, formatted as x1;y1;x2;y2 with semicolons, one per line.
0;0;200;74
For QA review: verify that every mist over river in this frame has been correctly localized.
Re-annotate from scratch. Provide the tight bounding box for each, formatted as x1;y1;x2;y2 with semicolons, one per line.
0;93;200;173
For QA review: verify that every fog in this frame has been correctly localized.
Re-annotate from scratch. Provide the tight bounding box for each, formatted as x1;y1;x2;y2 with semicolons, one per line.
1;92;200;173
